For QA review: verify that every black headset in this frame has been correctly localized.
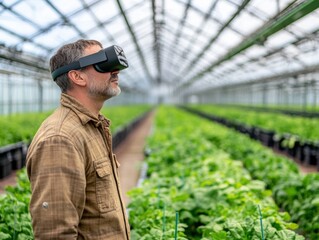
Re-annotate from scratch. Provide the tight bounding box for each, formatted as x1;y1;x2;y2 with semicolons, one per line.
51;45;128;81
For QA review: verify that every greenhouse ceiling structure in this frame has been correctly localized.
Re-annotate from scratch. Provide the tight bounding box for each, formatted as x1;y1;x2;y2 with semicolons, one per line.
0;0;319;112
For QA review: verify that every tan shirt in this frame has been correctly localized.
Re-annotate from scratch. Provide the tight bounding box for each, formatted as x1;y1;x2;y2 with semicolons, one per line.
26;93;130;239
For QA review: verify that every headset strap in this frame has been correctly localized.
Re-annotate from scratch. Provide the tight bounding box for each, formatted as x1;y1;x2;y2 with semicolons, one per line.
51;61;81;80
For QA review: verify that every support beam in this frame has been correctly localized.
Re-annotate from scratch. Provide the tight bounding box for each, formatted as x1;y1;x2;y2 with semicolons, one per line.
178;0;319;91
44;0;87;38
174;0;251;87
192;62;319;95
152;0;162;84
165;0;191;67
116;0;155;83
0;46;48;73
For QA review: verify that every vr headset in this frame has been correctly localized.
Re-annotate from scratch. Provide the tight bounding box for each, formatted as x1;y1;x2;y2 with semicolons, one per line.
51;45;128;80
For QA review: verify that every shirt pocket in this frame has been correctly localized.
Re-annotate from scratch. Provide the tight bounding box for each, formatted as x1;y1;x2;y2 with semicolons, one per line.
94;159;116;213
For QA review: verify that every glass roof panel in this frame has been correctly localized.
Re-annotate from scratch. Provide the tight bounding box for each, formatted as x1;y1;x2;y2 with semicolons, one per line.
166;1;185;20
126;6;151;27
2;0;20;5
192;0;216;13
201;18;220;36
88;29;111;44
83;0;102;4
0;29;21;46
90;0;119;23
50;0;84;15
20;42;49;56
187;6;205;26
0;10;38;37
108;17;129;39
12;0;60;28
69;11;97;33
214;0;238;24
230;9;264;36
0;0;318;95
299;49;319;65
32;25;80;51
266;31;298;49
249;0;290;19
244;45;269;59
216;28;243;49
121;0;143;9
292;13;319;33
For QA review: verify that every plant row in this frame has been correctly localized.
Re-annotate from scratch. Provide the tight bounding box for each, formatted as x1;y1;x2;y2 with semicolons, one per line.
0;104;152;147
251;104;319;113
0;105;152;239
222;104;319;116
186;104;319;144
127;106;308;239
182;106;319;239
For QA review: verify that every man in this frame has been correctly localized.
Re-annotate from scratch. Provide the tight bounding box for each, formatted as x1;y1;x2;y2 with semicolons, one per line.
26;39;130;239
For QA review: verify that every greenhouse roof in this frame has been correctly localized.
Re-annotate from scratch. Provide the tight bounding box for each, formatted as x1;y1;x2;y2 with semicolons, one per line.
0;0;319;96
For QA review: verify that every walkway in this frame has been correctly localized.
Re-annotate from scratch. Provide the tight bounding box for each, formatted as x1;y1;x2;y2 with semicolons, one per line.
114;110;155;206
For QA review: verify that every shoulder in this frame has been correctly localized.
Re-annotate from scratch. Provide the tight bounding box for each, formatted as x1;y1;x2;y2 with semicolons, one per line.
29;107;88;152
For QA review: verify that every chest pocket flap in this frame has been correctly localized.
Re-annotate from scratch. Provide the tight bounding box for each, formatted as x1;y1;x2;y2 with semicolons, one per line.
93;158;115;212
94;159;111;177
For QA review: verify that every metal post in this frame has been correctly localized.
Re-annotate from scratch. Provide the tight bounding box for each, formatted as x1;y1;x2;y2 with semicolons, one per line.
8;74;13;115
38;80;43;112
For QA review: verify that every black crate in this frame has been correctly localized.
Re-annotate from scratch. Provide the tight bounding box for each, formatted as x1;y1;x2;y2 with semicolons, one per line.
287;139;300;158
273;135;286;151
11;147;23;170
303;142;317;166
260;130;275;147
0;152;12;179
0;141;26;177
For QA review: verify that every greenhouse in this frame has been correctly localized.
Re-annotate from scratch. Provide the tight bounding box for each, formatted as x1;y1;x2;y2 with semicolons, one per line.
0;0;319;239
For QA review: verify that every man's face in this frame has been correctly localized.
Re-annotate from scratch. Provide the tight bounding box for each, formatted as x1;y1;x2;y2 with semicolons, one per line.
82;45;121;100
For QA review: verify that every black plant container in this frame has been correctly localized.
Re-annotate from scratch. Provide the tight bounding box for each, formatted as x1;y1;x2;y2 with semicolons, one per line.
0;151;12;179
260;129;275;147
303;142;317;166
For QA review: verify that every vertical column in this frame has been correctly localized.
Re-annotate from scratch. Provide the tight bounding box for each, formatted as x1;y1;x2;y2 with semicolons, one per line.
262;83;268;106
8;74;13;115
38;80;43;112
312;80;317;110
277;83;281;106
22;75;26;113
0;74;4;115
302;81;308;111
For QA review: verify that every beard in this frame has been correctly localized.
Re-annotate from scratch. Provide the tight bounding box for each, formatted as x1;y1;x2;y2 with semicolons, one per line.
88;75;121;99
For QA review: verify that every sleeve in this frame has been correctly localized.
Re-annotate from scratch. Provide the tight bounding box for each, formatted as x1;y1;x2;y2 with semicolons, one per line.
26;135;86;240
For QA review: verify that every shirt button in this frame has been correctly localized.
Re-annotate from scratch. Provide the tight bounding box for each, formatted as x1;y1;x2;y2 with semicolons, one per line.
42;202;49;209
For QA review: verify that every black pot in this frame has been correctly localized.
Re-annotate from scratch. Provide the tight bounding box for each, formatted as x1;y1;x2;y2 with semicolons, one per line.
288;139;300;158
11;148;23;170
0;152;12;179
273;136;285;151
260;130;275;147
303;142;316;166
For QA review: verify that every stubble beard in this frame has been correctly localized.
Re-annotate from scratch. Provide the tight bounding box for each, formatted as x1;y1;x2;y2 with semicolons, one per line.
88;76;121;99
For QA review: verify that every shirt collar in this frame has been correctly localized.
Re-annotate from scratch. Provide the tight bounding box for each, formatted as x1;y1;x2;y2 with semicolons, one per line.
60;93;110;127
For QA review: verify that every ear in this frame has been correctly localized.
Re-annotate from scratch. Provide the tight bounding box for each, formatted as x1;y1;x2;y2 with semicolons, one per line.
68;70;87;87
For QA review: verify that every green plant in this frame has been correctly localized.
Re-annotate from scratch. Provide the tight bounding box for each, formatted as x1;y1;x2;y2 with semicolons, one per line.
128;106;306;239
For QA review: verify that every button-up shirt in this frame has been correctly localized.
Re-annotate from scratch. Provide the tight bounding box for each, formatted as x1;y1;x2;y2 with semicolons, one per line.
26;93;130;239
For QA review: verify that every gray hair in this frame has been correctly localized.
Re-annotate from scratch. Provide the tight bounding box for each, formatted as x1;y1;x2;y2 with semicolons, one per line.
49;39;103;92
